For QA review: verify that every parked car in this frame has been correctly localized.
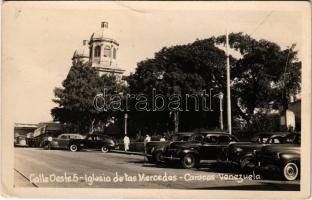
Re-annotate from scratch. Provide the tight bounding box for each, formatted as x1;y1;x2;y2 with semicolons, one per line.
42;133;86;150
220;132;292;169
255;134;300;181
68;134;116;152
145;132;197;163
162;132;239;169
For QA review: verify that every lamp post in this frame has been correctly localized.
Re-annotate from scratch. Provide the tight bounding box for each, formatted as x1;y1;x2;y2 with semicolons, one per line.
214;92;224;130
124;113;128;135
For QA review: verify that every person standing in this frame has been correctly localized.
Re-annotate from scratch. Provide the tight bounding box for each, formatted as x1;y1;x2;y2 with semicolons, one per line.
123;135;130;152
144;134;151;144
144;134;151;153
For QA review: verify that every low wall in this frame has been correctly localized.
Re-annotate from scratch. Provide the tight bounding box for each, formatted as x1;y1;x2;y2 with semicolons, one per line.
117;142;145;152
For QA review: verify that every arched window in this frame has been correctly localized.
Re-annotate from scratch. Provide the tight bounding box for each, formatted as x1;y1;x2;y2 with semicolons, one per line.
113;48;116;59
103;46;111;58
94;46;101;57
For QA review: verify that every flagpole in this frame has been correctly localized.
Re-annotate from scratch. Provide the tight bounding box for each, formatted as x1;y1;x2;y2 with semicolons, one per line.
226;29;232;134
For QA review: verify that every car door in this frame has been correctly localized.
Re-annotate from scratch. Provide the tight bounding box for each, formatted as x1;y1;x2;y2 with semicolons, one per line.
84;135;95;148
200;135;219;160
94;135;104;149
56;135;68;148
61;135;73;148
217;136;232;158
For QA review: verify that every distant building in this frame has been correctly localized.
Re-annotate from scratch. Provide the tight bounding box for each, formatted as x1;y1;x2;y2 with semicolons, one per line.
14;123;38;146
72;21;125;80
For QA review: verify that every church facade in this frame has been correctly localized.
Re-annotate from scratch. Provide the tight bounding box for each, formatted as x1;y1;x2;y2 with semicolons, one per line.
72;21;125;79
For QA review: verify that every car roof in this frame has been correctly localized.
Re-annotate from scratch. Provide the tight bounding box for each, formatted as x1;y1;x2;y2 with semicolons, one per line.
175;132;196;136
200;132;231;136
61;133;82;136
256;132;289;135
89;134;110;137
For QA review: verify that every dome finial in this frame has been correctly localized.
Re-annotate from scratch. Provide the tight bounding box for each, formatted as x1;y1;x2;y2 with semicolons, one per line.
101;21;108;29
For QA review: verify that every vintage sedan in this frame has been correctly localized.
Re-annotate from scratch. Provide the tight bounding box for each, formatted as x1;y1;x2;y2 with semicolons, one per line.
68;134;116;152
43;133;86;150
221;132;292;169
162;132;239;169
145;132;198;163
255;134;300;181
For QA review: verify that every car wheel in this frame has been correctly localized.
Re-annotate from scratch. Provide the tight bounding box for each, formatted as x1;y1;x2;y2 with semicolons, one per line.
181;154;196;169
154;151;163;163
282;162;299;181
69;144;78;152
101;146;109;153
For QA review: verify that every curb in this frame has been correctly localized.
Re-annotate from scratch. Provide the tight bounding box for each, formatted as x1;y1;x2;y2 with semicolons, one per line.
111;150;145;156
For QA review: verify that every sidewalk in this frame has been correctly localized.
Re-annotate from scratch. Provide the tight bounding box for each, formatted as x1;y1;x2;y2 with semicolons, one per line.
111;149;145;156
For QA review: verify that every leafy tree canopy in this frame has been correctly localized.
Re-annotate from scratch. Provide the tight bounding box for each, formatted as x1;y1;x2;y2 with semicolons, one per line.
51;62;123;133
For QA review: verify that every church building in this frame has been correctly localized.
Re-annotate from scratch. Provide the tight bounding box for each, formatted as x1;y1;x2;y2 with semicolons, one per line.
72;21;125;79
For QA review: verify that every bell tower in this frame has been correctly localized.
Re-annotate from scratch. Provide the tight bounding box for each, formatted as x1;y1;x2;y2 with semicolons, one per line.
89;21;124;77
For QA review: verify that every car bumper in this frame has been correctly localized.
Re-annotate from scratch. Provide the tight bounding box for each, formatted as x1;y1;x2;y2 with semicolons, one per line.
109;145;117;150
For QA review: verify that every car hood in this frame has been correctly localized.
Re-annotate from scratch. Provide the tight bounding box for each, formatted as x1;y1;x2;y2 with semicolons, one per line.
229;142;262;148
261;144;300;153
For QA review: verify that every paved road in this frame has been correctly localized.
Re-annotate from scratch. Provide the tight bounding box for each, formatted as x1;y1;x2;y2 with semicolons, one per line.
14;148;299;190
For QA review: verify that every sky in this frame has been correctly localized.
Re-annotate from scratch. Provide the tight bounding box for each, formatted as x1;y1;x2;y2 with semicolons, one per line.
3;2;306;124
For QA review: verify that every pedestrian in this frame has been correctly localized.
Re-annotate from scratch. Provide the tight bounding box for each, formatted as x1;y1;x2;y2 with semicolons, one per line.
144;134;151;145
144;134;151;152
123;135;130;152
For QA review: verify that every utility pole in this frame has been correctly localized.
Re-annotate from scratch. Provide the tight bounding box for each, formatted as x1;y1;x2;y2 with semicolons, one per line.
226;29;232;134
219;92;224;130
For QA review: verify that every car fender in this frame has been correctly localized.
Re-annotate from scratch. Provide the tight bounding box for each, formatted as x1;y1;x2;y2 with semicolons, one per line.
279;153;300;165
239;152;256;164
180;149;200;159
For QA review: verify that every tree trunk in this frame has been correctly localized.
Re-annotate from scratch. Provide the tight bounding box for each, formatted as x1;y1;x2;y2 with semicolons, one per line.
174;111;179;133
89;118;95;134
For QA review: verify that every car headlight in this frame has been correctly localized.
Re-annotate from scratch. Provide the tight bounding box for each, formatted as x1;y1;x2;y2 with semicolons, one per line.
48;137;53;142
235;147;243;153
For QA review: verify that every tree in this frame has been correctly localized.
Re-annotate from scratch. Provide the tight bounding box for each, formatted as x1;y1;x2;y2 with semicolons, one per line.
51;61;123;133
127;38;231;133
216;32;301;128
127;33;301;133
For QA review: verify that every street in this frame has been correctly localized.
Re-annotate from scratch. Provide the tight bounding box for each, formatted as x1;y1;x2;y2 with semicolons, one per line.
14;148;299;190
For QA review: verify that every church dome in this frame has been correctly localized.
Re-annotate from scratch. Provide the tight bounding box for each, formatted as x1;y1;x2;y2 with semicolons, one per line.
73;40;89;58
90;22;119;45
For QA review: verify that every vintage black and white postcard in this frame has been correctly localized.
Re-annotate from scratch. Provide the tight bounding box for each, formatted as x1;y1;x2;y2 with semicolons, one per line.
1;1;311;199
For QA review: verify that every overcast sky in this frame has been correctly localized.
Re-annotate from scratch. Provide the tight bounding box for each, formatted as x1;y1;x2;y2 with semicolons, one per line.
3;2;305;124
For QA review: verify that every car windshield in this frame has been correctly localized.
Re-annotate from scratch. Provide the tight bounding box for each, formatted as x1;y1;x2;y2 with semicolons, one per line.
267;136;284;144
189;134;204;142
284;134;301;144
251;135;271;143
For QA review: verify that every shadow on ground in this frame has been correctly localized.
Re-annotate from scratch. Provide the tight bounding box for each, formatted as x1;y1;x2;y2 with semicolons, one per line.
194;182;300;191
